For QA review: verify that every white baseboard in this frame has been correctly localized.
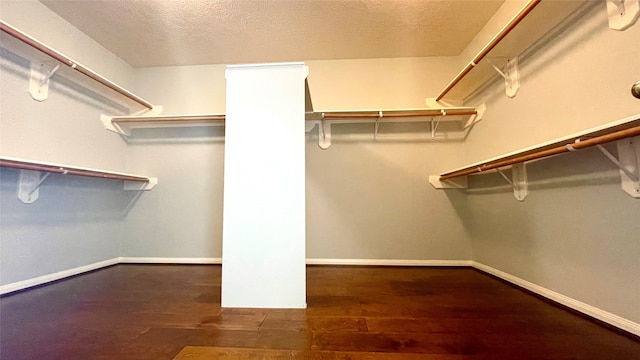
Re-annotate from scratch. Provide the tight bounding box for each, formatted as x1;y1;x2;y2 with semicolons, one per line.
0;257;119;295
119;257;222;264
306;258;473;267
472;261;640;337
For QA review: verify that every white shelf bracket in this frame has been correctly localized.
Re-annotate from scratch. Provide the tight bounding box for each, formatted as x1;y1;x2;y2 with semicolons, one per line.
100;105;164;137
597;138;640;198
429;175;468;189
305;121;317;133
124;177;158;191
431;116;441;140
607;0;640;30
17;170;51;203
496;164;528;201
487;58;519;98
100;114;130;136
319;114;332;149
464;103;487;130
28;62;60;101
512;163;528;201
374;111;382;140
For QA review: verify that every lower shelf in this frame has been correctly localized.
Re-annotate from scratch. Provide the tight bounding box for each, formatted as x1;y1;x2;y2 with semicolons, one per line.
0;156;157;203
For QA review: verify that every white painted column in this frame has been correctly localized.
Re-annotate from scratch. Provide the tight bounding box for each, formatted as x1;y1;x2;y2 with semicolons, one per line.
221;63;307;309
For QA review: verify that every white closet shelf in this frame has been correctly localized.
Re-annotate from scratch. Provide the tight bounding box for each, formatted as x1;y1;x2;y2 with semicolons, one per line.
0;21;156;112
430;114;640;199
0;156;154;182
309;107;479;122
308;105;486;149
433;0;588;102
102;113;226;136
0;156;157;203
102;106;485;140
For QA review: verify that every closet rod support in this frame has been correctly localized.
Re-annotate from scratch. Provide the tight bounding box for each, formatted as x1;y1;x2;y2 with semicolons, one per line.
596;144;639;182
486;59;511;86
29;62;60;101
493;165;527;201
607;0;640;30
495;168;515;188
17;170;52;203
319;113;331;149
28;172;51;196
486;58;519;98
431;117;441;140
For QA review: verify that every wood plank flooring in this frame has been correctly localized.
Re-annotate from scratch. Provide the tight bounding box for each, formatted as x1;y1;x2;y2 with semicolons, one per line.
1;265;638;359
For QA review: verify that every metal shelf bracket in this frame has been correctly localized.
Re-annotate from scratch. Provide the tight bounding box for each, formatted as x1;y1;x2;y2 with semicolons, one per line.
319;113;332;150
496;163;528;201
487;58;519;98
374;111;382;140
17;170;51;203
28;62;60;101
100;105;163;136
607;0;640;30
464;103;487;130
597;137;640;198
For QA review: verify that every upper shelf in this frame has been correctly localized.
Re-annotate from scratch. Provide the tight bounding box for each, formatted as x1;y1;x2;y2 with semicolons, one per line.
102;113;226;136
308;107;478;121
435;0;588;102
0;20;155;112
101;105;486;147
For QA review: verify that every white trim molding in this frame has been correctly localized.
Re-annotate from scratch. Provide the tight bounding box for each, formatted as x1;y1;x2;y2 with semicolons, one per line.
472;261;640;337
0;257;119;295
119;257;222;264
305;258;472;267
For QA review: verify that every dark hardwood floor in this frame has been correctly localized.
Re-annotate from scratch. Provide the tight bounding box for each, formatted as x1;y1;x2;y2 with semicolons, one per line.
1;265;638;359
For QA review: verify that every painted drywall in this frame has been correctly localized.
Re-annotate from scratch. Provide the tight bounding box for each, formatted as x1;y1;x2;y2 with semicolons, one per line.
222;64;307;308
306;140;469;260
0;1;138;286
456;0;528;66
123;57;471;261
458;2;640;323
0;0;134;87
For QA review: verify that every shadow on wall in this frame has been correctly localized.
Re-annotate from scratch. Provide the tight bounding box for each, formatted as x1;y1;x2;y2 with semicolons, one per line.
309;119;468;145
124;126;226;144
0;167;142;225
466;1;603;106
442;143;635;275
464;144;622;196
0;47;129;115
305;134;470;260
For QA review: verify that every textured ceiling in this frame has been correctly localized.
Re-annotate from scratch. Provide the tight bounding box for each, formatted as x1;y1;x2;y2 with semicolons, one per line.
40;0;504;68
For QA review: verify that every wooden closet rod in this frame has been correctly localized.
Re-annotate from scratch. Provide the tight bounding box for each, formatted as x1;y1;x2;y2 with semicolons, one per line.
0;21;154;110
440;124;640;181
0;159;150;182
322;109;477;119
436;0;542;101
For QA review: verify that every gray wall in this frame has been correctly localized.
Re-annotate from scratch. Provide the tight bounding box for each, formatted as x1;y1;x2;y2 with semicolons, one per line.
122;58;472;261
0;0;138;286
459;2;640;323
